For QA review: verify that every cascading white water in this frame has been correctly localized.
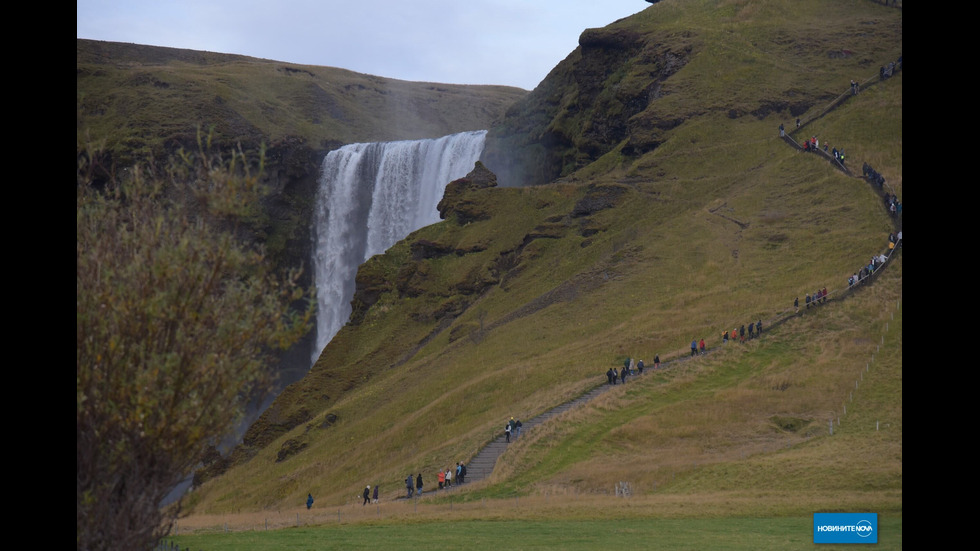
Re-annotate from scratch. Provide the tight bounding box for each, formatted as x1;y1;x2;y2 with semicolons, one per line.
311;130;487;364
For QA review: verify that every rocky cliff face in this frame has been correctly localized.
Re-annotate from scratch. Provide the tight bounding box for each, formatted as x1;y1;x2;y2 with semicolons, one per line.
481;26;691;187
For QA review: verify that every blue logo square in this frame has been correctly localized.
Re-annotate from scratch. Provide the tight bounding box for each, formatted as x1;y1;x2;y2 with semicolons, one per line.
813;513;878;544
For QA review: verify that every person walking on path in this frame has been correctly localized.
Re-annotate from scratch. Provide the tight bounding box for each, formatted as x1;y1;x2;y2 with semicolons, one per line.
654;355;660;369
406;474;414;498
307;493;314;510
620;366;627;384
691;339;698;357
699;338;706;355
373;484;379;503
505;423;512;443
438;470;446;489
445;467;452;488
795;296;799;313
416;473;423;496
363;485;371;506
637;359;644;374
756;320;762;335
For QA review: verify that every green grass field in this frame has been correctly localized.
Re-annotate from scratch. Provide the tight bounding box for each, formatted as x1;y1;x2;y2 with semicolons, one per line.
170;515;902;550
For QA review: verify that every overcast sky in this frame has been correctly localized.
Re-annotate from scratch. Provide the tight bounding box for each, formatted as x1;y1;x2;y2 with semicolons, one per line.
77;1;651;91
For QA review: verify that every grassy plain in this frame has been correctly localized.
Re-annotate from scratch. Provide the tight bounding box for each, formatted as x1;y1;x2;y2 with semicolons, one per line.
170;516;902;551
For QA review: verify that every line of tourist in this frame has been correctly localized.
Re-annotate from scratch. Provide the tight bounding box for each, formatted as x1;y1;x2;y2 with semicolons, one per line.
862;163;902;220
848;231;900;287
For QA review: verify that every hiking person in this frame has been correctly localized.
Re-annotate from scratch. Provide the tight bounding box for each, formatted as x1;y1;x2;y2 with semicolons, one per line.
438;469;446;489
363;485;371;506
606;367;614;385
505;423;512;442
620;366;627;384
795;296;799;313
373;484;380;503
445;467;452;488
307;493;314;510
515;419;523;438
756;320;762;335
416;473;423;496
654;355;660;369
723;330;729;344
779;123;785;137
691;339;698;357
612;367;618;384
748;322;754;338
406;474;414;498
699;338;706;355
459;462;467;484
637;359;644;374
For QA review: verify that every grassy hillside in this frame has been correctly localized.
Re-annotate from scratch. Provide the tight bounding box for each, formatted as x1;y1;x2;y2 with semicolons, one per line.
179;0;901;529
77;39;527;167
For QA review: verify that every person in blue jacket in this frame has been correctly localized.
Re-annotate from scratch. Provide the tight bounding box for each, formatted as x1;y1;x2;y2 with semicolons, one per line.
307;493;314;509
691;339;698;357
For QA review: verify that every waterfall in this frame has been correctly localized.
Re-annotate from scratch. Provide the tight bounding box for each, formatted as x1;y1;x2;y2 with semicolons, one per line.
311;130;487;364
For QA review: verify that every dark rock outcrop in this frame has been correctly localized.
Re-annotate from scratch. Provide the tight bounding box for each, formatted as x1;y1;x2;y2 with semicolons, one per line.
481;26;691;187
437;161;499;223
